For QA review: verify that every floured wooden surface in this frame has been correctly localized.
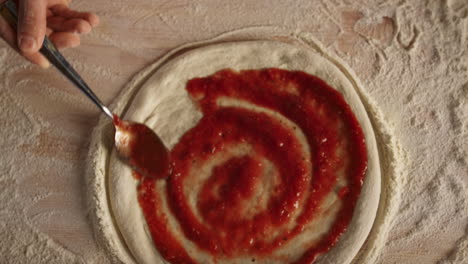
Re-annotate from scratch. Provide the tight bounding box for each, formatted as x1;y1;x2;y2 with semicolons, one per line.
0;0;466;263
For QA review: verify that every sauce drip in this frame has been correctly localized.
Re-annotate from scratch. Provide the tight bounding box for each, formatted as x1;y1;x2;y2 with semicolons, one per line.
136;68;368;263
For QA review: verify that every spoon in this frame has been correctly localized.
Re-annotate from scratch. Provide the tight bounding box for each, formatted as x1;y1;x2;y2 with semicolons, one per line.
112;115;170;179
1;0;170;179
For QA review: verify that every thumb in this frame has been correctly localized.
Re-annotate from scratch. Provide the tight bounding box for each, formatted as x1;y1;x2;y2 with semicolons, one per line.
17;0;47;54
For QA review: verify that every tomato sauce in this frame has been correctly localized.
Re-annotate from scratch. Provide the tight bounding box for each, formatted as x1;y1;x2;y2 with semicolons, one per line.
136;68;368;263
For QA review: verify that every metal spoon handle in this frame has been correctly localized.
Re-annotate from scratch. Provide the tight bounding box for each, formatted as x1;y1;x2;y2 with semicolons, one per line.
1;0;113;119
40;38;114;119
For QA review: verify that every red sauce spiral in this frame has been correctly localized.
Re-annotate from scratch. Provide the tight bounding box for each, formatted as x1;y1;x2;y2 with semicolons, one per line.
137;68;367;263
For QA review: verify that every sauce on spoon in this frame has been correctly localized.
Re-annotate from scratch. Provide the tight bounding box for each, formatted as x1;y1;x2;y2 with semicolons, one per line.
113;115;170;179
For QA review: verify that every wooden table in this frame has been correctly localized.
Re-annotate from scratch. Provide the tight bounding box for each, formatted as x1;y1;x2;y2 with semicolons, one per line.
1;0;466;263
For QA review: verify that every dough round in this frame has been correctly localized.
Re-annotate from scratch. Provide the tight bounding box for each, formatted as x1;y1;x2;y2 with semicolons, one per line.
91;39;380;264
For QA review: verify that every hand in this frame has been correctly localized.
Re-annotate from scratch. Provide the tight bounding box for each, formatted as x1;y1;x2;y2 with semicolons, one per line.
0;0;99;68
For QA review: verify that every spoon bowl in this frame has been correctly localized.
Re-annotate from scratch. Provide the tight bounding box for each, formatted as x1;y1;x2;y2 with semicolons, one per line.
113;116;170;179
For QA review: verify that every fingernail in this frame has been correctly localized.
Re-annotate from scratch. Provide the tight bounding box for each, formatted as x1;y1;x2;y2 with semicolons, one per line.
39;59;50;69
19;35;36;53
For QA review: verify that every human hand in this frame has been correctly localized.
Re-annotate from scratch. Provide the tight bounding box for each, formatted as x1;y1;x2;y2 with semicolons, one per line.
0;0;99;68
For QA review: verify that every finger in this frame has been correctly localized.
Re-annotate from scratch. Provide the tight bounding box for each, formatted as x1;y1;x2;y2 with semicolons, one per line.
47;0;72;8
49;31;80;49
47;16;92;34
50;4;99;27
23;51;51;69
1;16;50;68
0;15;16;47
18;0;47;54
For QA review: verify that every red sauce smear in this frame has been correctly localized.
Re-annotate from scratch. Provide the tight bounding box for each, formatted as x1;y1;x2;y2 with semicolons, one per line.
137;68;368;263
113;116;169;179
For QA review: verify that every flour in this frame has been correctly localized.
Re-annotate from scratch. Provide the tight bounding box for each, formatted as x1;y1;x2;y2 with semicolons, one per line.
0;0;466;263
0;56;85;262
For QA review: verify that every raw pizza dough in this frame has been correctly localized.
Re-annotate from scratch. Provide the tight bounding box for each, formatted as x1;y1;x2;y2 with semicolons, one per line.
96;40;381;263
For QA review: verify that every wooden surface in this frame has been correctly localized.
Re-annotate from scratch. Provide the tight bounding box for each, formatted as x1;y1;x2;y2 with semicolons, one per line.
1;0;465;263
